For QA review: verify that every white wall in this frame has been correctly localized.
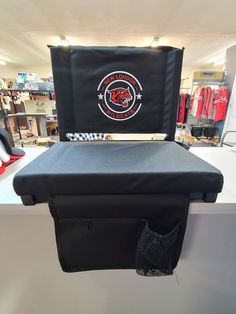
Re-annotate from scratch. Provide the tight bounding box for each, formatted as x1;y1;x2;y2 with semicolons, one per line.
221;44;236;144
0;65;52;79
222;75;236;143
1;64;223;83
0;65;19;79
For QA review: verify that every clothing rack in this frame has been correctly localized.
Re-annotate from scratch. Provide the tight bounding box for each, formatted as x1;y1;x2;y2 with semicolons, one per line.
0;89;53;92
190;81;228;97
191;81;228;91
189;80;229;144
192;81;227;85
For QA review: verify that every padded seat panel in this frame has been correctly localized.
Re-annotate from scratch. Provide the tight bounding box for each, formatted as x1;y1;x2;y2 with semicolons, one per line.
13;141;223;200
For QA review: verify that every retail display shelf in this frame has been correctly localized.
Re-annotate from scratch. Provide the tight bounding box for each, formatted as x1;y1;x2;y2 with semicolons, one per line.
0;89;54;92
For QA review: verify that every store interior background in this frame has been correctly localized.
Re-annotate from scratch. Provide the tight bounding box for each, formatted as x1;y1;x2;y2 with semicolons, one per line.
0;0;236;147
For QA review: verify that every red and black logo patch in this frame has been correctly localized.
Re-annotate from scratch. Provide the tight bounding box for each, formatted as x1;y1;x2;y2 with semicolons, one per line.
97;71;143;121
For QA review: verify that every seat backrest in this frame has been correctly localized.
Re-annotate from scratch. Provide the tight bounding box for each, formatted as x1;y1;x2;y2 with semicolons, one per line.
49;46;183;141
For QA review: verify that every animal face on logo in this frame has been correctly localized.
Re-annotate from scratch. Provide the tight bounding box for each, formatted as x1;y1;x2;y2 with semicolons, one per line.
97;71;143;121
107;87;132;108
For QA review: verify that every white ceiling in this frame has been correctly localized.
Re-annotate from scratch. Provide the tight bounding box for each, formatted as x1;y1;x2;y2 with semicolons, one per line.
0;0;236;67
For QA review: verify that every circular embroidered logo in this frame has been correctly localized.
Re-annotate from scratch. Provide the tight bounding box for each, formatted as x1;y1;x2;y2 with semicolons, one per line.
97;71;143;121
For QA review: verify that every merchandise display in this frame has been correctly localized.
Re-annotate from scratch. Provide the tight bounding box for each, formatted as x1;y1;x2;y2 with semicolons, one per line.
13;46;223;277
190;84;229;122
0;89;58;144
176;81;229;146
11;78;54;91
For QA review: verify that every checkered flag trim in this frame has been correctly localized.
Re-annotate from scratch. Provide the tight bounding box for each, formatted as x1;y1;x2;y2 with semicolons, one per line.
66;133;107;141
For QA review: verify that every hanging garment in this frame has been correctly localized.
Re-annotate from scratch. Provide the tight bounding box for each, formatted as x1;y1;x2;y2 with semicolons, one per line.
214;87;229;122
192;86;214;120
176;93;190;123
176;95;181;122
190;87;202;117
202;87;214;119
177;93;185;123
195;87;205;120
184;94;191;123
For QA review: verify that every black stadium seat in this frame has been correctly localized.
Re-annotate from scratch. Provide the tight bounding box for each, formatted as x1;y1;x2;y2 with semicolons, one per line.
13;46;223;276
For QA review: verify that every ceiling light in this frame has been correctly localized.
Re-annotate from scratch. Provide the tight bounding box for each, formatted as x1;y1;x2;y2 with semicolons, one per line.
0;59;6;65
214;58;225;66
150;37;160;48
59;36;70;47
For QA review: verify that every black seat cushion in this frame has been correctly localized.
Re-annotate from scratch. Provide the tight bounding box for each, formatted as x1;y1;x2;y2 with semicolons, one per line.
13;141;223;201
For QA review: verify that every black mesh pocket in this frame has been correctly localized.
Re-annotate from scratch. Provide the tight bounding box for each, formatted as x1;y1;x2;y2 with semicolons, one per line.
136;221;182;276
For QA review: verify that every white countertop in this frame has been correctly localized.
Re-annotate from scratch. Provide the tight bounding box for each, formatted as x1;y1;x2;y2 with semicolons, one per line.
0;147;48;214
0;145;236;214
